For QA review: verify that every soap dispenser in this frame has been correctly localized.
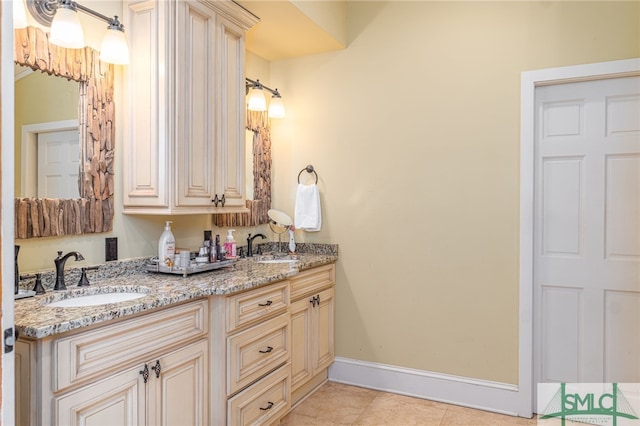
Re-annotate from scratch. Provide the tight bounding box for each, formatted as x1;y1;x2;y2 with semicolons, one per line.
224;230;237;258
158;221;176;266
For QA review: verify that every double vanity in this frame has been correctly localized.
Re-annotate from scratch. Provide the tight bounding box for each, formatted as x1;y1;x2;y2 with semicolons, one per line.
14;247;338;425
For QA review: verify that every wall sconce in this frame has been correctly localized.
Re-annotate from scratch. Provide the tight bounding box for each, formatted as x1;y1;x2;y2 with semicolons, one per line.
25;0;129;65
246;78;286;118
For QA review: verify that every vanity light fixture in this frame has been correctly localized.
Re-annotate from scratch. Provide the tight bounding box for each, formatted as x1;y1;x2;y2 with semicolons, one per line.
246;78;286;118
49;1;84;48
25;0;130;65
268;91;286;118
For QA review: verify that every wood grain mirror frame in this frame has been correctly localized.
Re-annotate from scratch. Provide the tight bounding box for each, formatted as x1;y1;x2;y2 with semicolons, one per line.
14;26;115;239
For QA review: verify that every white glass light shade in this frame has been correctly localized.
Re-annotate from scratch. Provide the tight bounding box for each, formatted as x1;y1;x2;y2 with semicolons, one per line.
248;88;267;111
49;7;85;49
100;28;130;65
13;0;28;29
268;96;286;118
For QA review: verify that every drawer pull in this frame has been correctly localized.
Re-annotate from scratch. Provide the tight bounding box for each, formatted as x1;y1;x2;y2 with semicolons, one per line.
258;300;273;307
151;360;161;378
259;401;274;411
259;346;274;354
139;364;149;384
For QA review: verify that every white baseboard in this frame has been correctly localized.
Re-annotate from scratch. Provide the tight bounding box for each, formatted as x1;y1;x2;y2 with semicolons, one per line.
328;357;528;417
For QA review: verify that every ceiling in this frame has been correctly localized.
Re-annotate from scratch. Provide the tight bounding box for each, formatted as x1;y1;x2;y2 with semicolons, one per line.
236;1;346;61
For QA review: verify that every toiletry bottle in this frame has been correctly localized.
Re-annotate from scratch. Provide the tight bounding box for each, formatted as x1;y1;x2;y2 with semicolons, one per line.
215;234;225;261
225;230;237;258
203;230;212;260
211;234;219;262
209;243;217;263
158;221;176;266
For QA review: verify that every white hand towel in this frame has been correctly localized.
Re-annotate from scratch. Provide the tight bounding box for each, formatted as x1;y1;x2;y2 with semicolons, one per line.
295;183;321;231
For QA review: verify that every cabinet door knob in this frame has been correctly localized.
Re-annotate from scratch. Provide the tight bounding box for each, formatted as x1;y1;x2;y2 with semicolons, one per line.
259;401;274;411
259;346;273;354
139;364;149;383
258;300;273;307
151;360;161;378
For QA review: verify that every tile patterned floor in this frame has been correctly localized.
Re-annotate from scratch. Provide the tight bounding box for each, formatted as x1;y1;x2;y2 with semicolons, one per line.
280;381;538;426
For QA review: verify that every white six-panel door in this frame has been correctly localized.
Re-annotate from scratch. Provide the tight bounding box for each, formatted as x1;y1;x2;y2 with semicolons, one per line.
534;76;640;384
36;129;80;199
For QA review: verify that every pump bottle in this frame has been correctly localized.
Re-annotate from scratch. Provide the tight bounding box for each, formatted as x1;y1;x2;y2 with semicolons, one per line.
224;230;237;258
158;221;176;266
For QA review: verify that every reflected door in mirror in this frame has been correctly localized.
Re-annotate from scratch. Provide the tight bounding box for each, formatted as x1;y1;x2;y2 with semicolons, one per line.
37;129;80;198
14;65;79;198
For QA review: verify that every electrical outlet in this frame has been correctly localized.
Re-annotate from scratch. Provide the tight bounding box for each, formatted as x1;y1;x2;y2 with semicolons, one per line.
105;237;118;261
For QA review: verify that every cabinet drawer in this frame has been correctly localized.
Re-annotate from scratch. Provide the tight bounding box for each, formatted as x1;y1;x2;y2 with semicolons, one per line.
226;281;289;333
290;264;335;301
227;364;290;426
54;299;208;392
227;313;290;395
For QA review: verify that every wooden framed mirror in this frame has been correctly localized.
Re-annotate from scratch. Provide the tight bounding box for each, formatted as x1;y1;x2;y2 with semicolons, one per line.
212;110;271;227
14;26;115;238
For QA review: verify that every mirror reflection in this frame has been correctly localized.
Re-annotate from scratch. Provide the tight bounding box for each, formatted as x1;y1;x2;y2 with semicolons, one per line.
14;65;80;198
14;26;115;238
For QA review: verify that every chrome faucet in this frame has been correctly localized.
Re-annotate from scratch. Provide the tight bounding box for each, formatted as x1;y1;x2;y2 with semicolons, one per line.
246;233;266;257
54;251;85;291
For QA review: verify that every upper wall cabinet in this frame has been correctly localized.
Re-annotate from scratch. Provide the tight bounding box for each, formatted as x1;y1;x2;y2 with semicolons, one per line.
122;0;258;214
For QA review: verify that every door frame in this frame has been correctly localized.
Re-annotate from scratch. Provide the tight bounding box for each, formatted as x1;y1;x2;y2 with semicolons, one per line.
1;1;15;424
519;58;640;415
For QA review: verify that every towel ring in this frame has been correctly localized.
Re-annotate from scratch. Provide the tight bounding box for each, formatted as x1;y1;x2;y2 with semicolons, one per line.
297;165;318;184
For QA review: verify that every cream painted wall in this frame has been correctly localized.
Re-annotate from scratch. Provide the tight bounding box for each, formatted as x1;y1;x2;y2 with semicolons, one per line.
267;1;640;384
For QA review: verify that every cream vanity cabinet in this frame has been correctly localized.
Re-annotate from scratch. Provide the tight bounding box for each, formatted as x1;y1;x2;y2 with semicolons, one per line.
15;300;209;425
289;264;336;405
122;0;257;214
210;280;292;425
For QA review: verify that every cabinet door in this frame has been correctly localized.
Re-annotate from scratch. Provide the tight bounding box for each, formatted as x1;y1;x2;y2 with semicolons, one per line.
290;296;313;391
123;0;172;209
291;286;335;393
175;0;217;208
15;340;36;426
55;365;146;426
314;287;335;372
148;339;209;426
215;15;246;208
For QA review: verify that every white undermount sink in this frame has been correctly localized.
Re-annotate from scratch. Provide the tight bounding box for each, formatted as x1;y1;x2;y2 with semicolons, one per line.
46;292;146;308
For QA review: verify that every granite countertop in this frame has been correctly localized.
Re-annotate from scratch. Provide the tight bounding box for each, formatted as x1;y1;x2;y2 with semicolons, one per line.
15;250;338;340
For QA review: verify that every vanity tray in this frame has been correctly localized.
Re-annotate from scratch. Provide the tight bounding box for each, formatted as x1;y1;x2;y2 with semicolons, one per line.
145;259;237;278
